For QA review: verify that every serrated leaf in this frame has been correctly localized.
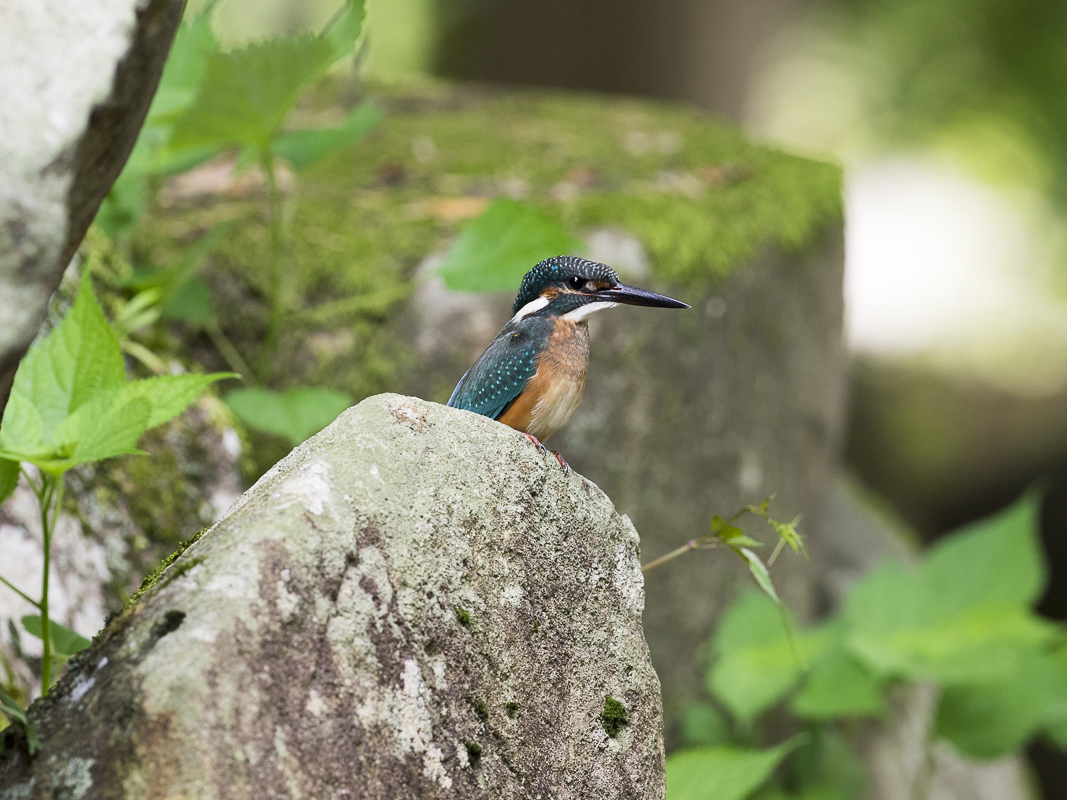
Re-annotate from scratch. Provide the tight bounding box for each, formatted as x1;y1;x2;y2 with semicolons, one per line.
708;591;831;725
0;458;18;506
1;276;125;455
273;101;381;172
790;644;885;720
21;615;91;658
225;387;353;445
169;34;334;152
843;491;1051;684
439;199;585;293
935;646;1067;759
50;373;232;470
665;739;798;800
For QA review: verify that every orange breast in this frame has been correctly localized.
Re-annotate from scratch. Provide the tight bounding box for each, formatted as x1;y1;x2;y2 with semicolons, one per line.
497;321;590;442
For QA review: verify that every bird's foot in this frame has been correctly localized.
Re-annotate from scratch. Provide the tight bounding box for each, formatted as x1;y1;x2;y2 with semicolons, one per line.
522;432;548;455
551;450;570;475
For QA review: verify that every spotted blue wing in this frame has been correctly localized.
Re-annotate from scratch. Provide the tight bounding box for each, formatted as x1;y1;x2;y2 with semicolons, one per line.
447;319;547;420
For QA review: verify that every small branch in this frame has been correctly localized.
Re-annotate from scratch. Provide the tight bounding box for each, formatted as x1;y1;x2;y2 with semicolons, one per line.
642;539;717;572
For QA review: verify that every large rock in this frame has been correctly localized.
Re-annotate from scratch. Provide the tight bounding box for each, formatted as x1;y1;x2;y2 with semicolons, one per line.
0;394;665;799
0;0;185;410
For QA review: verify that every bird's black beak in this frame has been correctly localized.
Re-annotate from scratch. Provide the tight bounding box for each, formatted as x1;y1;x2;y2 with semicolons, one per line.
604;283;690;309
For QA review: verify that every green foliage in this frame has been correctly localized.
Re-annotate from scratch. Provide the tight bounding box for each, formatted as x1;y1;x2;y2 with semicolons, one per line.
842;491;1050;683
0;276;229;705
273;100;381;172
665;740;796;800
0;687;38;756
0;277;232;474
439;199;585;293
225;387;353;446
935;644;1067;759
20;616;91;660
672;490;1063;800
708;591;830;726
0;459;18;507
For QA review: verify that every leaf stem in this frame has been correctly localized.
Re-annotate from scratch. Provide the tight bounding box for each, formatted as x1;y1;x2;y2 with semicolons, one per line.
206;318;254;381
0;574;41;609
257;148;286;382
37;473;63;694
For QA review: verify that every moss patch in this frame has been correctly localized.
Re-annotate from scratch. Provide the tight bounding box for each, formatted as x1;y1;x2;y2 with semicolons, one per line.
455;606;471;627
601;695;629;738
123;529;206;612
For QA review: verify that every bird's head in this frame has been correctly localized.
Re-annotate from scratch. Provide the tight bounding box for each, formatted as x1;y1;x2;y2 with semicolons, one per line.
511;255;689;322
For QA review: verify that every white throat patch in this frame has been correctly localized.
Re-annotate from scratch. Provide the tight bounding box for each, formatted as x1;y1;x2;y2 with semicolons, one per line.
510;295;550;323
561;301;618;322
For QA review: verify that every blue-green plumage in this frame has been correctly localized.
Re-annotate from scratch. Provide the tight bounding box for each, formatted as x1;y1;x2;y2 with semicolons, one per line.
447;316;553;420
447;254;689;445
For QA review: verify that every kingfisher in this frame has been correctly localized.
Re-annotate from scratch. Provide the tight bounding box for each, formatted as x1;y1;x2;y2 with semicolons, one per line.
447;255;689;471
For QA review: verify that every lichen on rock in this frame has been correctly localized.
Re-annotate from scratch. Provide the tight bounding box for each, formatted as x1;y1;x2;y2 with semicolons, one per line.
0;394;666;799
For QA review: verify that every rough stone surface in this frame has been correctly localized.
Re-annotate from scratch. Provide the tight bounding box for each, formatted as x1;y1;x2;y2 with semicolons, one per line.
0;394;665;799
0;0;185;410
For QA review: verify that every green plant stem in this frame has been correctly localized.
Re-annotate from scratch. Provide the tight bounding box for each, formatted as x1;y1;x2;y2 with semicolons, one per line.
257;149;286;382
37;473;63;694
206;318;254;381
0;575;41;609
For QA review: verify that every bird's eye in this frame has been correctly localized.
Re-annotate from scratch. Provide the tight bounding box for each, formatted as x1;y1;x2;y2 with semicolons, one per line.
567;276;584;290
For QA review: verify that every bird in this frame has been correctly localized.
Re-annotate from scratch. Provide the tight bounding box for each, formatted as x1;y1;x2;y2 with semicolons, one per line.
447;255;689;471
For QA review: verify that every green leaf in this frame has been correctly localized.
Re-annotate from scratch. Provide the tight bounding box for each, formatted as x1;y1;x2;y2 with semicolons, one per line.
666;740;797;800
0;276;125;456
169;34;334;152
680;702;731;747
740;547;780;604
146;2;220;127
790;644;885;720
843;491;1051;684
935;645;1067;759
708;591;831;725
21;615;91;658
0;458;18;506
322;0;367;61
225;387;353;445
439;199;585;293
0;687;38;756
273;101;381;172
49;373;232;470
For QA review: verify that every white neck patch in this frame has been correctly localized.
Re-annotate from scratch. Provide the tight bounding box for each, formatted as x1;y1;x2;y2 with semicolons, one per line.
561;301;619;322
510;295;550;323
